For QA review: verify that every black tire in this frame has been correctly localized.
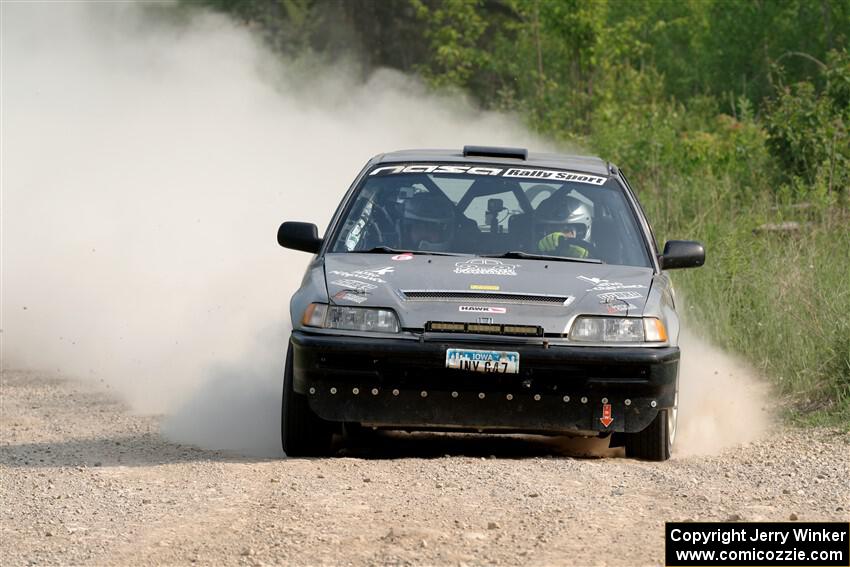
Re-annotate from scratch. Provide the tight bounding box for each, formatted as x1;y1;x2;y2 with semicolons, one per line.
624;408;674;461
281;342;334;457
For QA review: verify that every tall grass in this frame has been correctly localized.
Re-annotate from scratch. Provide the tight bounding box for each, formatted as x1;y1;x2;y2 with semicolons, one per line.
642;176;850;423
675;211;849;420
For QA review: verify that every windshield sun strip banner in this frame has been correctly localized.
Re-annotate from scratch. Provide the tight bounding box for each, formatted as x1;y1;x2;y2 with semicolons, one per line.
368;164;607;186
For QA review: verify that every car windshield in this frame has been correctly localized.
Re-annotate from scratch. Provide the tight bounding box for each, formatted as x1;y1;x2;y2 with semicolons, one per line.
328;162;652;268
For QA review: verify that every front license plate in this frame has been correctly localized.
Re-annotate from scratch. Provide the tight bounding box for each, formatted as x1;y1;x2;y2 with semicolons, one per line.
445;348;520;374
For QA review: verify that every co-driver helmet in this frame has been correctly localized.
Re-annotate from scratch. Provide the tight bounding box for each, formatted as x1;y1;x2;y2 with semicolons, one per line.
535;194;592;240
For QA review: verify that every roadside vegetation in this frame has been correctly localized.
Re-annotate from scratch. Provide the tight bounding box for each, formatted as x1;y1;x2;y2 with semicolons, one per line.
194;0;849;423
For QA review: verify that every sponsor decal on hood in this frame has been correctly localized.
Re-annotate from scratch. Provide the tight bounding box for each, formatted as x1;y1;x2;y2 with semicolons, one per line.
454;258;518;276
597;290;643;301
459;305;507;314
328;267;394;283
578;275;647;291
330;279;377;292
470;284;500;291
604;302;639;314
333;290;369;304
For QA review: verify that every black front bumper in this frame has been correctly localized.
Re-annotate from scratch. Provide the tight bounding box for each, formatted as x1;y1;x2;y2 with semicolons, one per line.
291;331;679;434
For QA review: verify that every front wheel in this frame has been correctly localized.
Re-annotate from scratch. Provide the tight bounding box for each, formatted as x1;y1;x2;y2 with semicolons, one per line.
623;402;676;461
623;409;673;461
281;342;334;457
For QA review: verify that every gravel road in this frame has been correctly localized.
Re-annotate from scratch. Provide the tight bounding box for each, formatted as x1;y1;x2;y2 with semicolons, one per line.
1;369;848;566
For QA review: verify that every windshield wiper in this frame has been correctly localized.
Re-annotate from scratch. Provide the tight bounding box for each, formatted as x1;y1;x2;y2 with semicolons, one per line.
483;251;603;264
350;246;467;257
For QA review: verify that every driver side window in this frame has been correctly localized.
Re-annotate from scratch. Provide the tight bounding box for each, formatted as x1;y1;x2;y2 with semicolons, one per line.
334;186;401;252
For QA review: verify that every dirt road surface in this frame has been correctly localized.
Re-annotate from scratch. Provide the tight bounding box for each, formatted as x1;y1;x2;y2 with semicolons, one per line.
1;370;848;566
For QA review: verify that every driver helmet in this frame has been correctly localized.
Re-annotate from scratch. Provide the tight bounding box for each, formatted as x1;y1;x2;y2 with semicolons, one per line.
535;195;592;241
400;192;455;251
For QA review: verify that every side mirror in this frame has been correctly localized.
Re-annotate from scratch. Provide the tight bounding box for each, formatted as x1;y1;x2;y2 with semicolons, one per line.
660;240;705;270
277;221;322;254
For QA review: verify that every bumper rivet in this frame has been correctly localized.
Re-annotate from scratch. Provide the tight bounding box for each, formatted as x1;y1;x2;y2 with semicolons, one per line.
309;387;316;395
563;395;570;403
392;389;400;396
478;392;485;400
420;390;428;398
624;398;631;406
533;394;541;401
371;388;379;396
601;397;608;404
330;387;337;395
651;400;657;408
451;391;459;398
506;394;513;401
581;396;588;404
352;387;359;395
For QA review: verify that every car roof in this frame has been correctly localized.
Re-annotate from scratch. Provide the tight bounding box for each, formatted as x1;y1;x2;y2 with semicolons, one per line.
371;147;612;176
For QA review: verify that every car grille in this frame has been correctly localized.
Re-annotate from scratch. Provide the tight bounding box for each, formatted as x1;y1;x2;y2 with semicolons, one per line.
401;290;571;306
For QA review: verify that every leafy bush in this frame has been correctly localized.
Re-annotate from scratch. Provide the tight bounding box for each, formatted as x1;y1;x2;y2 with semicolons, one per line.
765;50;850;204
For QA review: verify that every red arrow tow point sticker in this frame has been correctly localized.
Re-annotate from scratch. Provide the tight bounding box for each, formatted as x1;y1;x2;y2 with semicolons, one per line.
600;403;614;428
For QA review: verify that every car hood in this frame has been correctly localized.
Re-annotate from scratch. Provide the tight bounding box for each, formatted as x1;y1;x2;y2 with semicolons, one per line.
323;253;654;334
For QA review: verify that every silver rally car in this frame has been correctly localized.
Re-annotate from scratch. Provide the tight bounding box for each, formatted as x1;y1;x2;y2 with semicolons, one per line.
278;146;704;460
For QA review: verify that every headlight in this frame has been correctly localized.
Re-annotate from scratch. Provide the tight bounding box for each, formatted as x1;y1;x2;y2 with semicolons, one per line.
301;303;400;333
569;316;668;343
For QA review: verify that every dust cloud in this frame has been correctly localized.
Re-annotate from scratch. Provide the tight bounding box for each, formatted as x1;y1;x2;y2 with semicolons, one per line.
2;2;767;458
674;328;771;456
1;2;541;456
